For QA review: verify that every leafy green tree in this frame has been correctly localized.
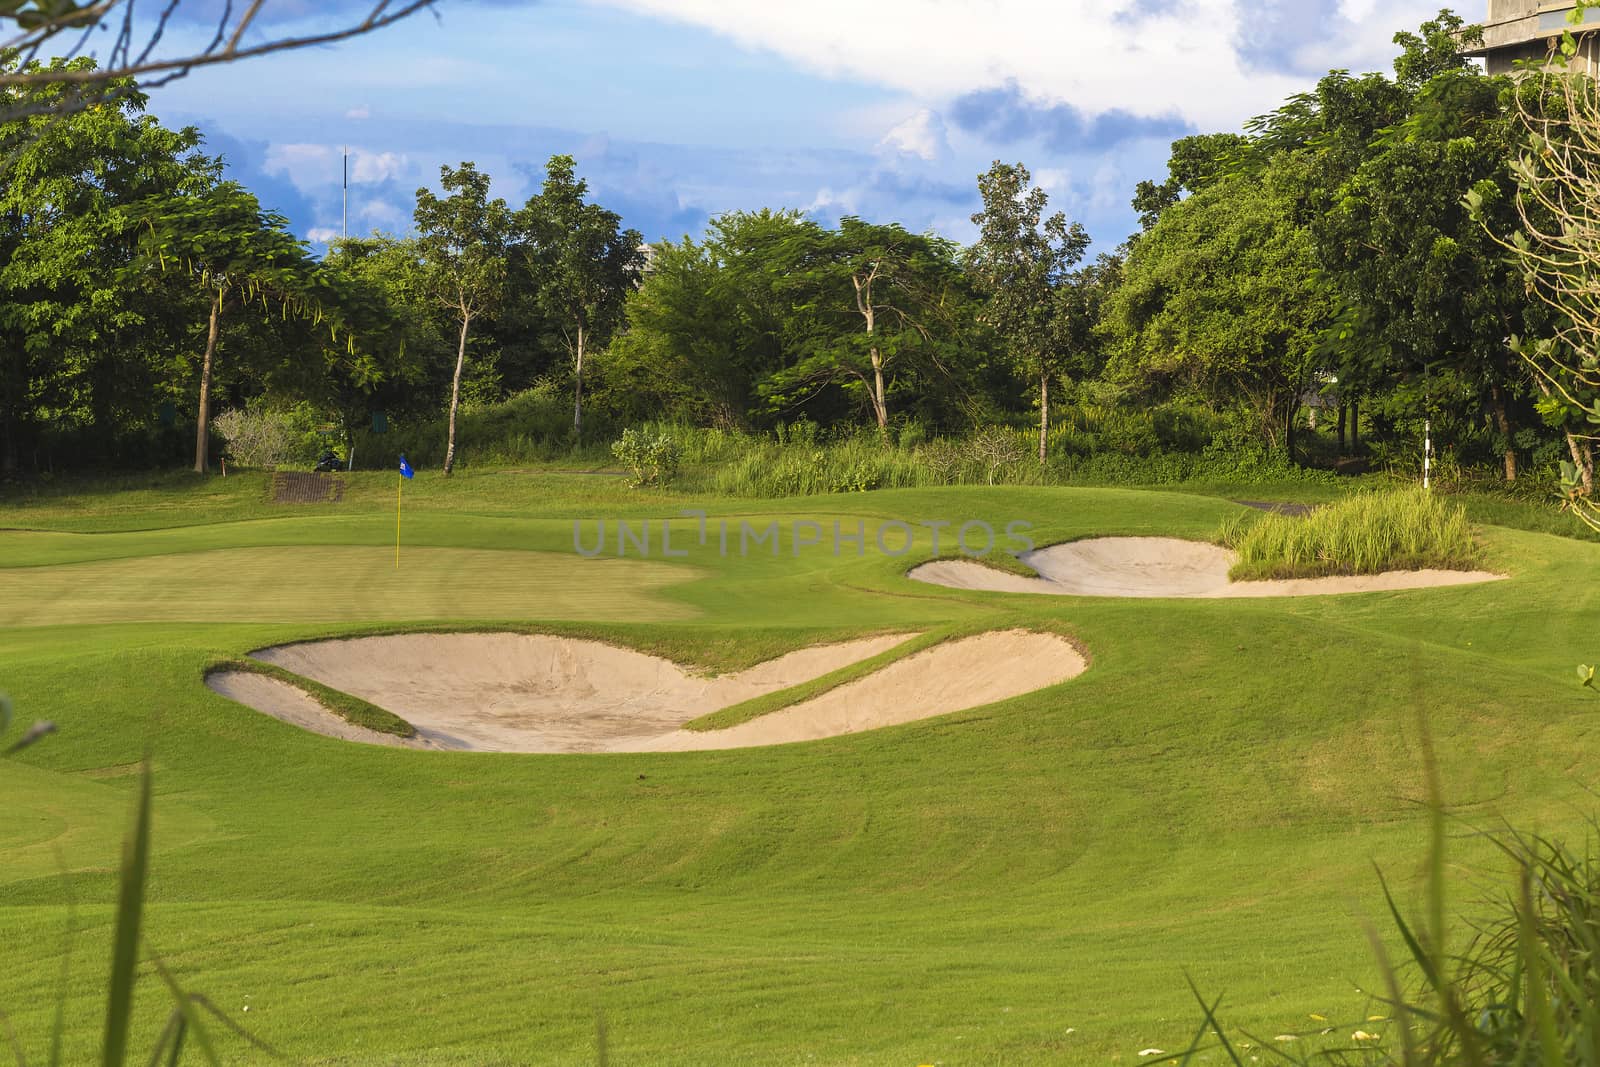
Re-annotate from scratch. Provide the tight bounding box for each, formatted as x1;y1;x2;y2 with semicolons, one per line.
0;58;213;472
516;154;643;440
968;161;1090;463
602;210;810;430
763;216;968;433
1104;170;1331;453
1131;133;1252;232
1326;66;1538;481
132;181;339;473
413;162;512;475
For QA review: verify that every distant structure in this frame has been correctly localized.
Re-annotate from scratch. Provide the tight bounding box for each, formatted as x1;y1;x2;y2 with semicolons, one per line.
1470;2;1600;75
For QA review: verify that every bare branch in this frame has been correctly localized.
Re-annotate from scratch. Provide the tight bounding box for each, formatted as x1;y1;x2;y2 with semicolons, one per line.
0;1;436;117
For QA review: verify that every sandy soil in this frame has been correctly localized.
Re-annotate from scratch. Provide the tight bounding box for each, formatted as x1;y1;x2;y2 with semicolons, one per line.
908;537;1503;599
229;632;907;752
208;629;1087;753
640;630;1086;751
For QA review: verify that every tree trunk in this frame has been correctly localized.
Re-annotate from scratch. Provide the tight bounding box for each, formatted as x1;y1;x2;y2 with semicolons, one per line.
0;381;16;474
1336;402;1347;453
572;323;585;441
1567;431;1595;494
870;347;888;433
1284;399;1296;463
193;291;222;474
1490;384;1517;482
1349;397;1360;455
1038;371;1049;465
443;311;471;476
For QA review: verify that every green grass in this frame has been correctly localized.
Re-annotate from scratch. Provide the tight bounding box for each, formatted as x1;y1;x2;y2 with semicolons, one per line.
206;659;416;738
1222;487;1482;580
2;470;1599;1063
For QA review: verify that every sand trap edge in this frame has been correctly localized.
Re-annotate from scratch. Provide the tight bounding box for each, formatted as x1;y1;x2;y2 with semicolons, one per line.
907;536;1505;599
681;625;1036;732
203;629;1085;754
204;669;442;749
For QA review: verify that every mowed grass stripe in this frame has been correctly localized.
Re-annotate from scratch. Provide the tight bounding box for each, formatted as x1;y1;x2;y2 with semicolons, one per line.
0;546;699;625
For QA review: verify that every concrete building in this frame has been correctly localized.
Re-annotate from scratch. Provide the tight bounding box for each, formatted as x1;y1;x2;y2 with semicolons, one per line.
1470;2;1600;75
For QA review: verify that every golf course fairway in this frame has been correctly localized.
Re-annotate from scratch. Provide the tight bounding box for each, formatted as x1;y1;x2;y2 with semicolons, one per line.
3;471;1596;1064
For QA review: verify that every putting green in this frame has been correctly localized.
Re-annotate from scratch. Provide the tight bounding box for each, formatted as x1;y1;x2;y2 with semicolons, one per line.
0;544;697;625
1;473;1597;1064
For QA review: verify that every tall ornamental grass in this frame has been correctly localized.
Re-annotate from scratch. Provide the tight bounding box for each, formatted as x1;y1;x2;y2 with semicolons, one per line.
1221;488;1479;580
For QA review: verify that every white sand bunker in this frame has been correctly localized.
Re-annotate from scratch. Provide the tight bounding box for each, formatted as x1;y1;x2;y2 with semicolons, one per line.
908;536;1503;599
208;630;1086;753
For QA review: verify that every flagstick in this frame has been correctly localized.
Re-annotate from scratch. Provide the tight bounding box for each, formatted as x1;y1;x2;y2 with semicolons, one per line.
395;468;402;569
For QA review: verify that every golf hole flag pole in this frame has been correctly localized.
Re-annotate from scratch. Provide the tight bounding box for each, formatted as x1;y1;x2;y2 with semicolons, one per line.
396;453;415;568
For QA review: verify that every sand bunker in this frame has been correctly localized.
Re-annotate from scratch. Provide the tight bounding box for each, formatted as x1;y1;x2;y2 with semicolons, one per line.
908;537;1503;599
206;630;1086;753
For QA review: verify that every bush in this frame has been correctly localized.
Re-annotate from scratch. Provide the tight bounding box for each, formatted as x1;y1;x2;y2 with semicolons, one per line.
348;381;608;471
1222;487;1480;580
212;401;325;470
612;427;683;487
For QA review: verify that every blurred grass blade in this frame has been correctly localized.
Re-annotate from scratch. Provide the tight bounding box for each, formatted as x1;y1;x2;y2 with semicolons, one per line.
1377;865;1441;992
102;761;152;1067
140;1013;179;1067
48;843;78;1067
184;996;282;1060
1182;974;1246;1066
162;1018;186;1067
147;956;217;1066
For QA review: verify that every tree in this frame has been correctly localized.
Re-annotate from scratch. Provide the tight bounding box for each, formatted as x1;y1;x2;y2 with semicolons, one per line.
764;216;967;433
517;154;643;440
1326;67;1539;482
413;162;511;475
1470;25;1600;523
132;181;340;472
1131;132;1252;232
0;58;212;473
968;161;1090;463
1104;171;1331;454
0;2;434;118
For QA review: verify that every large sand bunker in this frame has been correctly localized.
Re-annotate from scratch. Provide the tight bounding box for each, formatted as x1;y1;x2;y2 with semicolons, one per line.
207;630;1086;753
908;537;1502;599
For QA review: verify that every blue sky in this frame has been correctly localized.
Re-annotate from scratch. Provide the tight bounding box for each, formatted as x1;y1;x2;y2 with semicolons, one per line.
140;0;1464;252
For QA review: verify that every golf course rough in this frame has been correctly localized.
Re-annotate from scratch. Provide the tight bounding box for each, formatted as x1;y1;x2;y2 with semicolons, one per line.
206;629;1088;752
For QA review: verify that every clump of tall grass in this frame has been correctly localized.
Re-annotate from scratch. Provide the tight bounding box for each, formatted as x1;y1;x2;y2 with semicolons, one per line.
1172;823;1600;1066
1221;488;1479;580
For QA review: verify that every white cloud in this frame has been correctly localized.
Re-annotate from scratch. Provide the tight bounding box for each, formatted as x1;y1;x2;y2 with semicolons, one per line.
589;0;1451;131
263;144;416;189
878;108;948;161
345;105;371;120
307;226;341;243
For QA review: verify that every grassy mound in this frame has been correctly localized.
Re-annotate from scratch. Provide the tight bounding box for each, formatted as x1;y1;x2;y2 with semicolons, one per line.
206;658;416;738
1221;487;1481;580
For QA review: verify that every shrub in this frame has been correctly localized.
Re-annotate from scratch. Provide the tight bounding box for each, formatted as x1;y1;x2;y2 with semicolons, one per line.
212;401;325;470
612;427;683;487
1222;487;1480;580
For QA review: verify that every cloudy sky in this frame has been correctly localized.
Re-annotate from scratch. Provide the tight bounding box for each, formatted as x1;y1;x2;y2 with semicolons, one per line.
140;0;1467;251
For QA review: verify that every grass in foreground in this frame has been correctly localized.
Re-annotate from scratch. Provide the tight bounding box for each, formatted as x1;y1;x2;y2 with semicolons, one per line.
1222;487;1481;580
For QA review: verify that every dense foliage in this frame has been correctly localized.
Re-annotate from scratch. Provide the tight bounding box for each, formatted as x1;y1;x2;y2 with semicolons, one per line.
3;9;1593;502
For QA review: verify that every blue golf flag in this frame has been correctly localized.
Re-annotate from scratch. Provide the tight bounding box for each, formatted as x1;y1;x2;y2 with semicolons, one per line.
399;455;415;480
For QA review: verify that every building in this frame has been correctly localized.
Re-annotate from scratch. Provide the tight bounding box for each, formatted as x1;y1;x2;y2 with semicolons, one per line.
1470;2;1600;75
